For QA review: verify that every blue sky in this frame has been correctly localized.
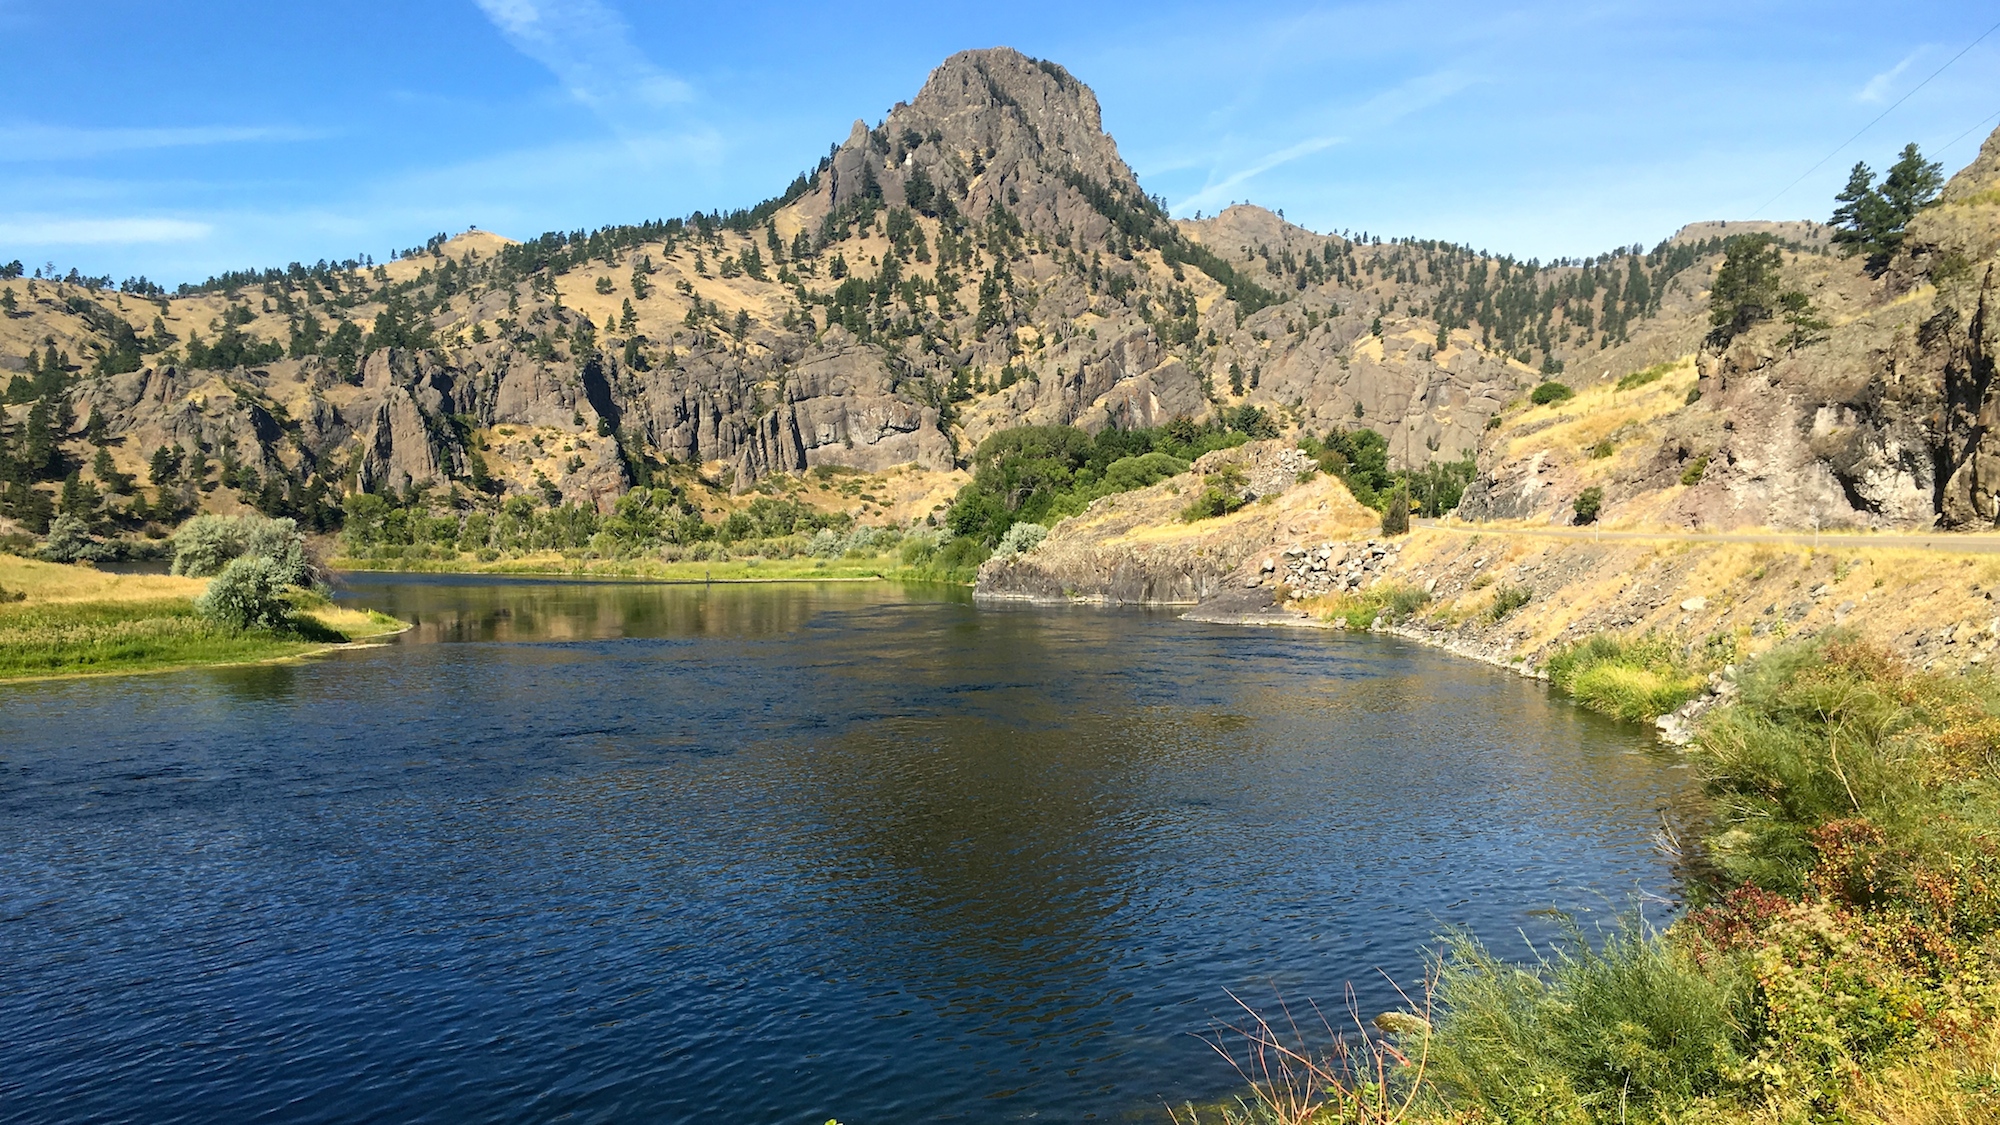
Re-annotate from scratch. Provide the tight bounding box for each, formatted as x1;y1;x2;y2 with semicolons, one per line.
3;1;1996;284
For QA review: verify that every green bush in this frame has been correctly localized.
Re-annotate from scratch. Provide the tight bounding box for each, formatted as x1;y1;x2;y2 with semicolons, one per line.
944;421;1241;545
193;556;294;631
1325;582;1430;630
1530;381;1574;406
171;513;313;585
1573;486;1603;525
1680;456;1709;486
1488;583;1532;620
1179;485;1248;522
1180;464;1250;523
1616;361;1675;392
1544;632;1705;722
43;514;114;563
993;521;1048;558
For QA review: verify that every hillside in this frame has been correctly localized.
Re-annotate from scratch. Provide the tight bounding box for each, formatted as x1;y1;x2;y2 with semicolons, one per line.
0;47;1771;544
1463;125;2000;531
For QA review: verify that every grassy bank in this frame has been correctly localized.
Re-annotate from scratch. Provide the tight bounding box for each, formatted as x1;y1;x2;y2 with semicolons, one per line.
0;555;403;681
1187;634;2000;1124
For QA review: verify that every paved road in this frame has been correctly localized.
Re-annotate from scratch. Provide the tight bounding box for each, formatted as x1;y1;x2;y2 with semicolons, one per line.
1414;519;2000;554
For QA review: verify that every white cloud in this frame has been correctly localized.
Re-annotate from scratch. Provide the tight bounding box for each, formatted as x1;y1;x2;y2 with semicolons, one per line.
0;124;320;162
0;216;213;244
1858;50;1922;103
1170;70;1471;215
1173;135;1345;214
473;0;692;123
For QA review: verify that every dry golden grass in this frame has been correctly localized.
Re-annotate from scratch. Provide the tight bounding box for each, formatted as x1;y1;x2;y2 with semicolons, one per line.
1384;523;2000;674
1494;355;1697;467
0;554;203;603
1844;1018;2000;1125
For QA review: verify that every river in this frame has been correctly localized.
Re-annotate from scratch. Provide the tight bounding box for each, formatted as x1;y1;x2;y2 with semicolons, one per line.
0;575;1693;1123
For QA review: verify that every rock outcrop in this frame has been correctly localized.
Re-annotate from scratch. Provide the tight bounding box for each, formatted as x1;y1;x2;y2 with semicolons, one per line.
976;440;1377;604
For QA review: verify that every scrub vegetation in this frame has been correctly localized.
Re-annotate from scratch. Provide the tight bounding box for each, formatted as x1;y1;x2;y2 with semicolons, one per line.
1183;635;2000;1124
0;516;399;680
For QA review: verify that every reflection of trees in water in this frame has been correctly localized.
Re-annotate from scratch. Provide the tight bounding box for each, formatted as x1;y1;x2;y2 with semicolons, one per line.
346;579;916;644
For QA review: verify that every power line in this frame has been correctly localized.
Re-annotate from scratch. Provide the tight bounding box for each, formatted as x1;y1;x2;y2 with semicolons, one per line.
1752;15;2000;216
1934;107;2000;157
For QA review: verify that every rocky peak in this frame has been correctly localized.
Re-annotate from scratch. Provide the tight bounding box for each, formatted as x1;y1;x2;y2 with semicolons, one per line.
801;47;1143;237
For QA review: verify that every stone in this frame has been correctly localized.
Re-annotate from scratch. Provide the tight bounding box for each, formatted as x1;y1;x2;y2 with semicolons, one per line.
1680;596;1708;611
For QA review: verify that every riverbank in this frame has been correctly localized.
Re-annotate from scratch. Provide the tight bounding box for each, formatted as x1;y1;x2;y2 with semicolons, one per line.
0;555;406;682
330;550;913;584
1177;632;2000;1125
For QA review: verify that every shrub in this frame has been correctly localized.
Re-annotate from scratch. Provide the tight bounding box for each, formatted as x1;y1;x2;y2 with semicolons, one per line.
1380;480;1411;535
1590;439;1613;459
193;556;293;631
1325;582;1430;630
1423;919;1744;1123
1544;632;1705;722
1100;451;1187;492
171;513;314;585
1616;362;1674;392
899;527;942;565
1488;583;1532;620
993;521;1048;558
1573;486;1603;525
1530;381;1574;406
1182;485;1250;522
1680;456;1709;486
43;514;114;563
1180;464;1250;523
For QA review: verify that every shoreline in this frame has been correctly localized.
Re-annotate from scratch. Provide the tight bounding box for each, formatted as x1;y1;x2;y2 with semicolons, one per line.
0;621;412;686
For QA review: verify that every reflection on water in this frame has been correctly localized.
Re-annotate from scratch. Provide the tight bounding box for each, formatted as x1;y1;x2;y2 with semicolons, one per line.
0;576;1693;1125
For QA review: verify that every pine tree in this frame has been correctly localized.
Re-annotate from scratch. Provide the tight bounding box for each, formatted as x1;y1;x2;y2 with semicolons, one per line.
1709;234;1785;342
1831;144;1943;274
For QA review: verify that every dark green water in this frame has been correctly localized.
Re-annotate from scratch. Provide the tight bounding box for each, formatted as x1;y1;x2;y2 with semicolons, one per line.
0;575;1693;1123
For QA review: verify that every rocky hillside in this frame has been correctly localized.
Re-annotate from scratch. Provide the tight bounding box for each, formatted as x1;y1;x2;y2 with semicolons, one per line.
1462;125;2000;532
1;47;1766;537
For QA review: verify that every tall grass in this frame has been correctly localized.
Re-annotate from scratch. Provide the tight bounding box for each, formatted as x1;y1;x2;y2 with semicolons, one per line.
1321;583;1432;631
1170;986;1429;1125
1419;920;1743;1125
0;590;396;679
1181;637;2000;1123
1543;632;1708;721
1389;636;2000;1123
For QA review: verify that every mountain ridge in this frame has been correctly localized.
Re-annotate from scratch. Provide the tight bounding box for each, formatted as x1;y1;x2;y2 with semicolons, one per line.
2;46;1986;545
